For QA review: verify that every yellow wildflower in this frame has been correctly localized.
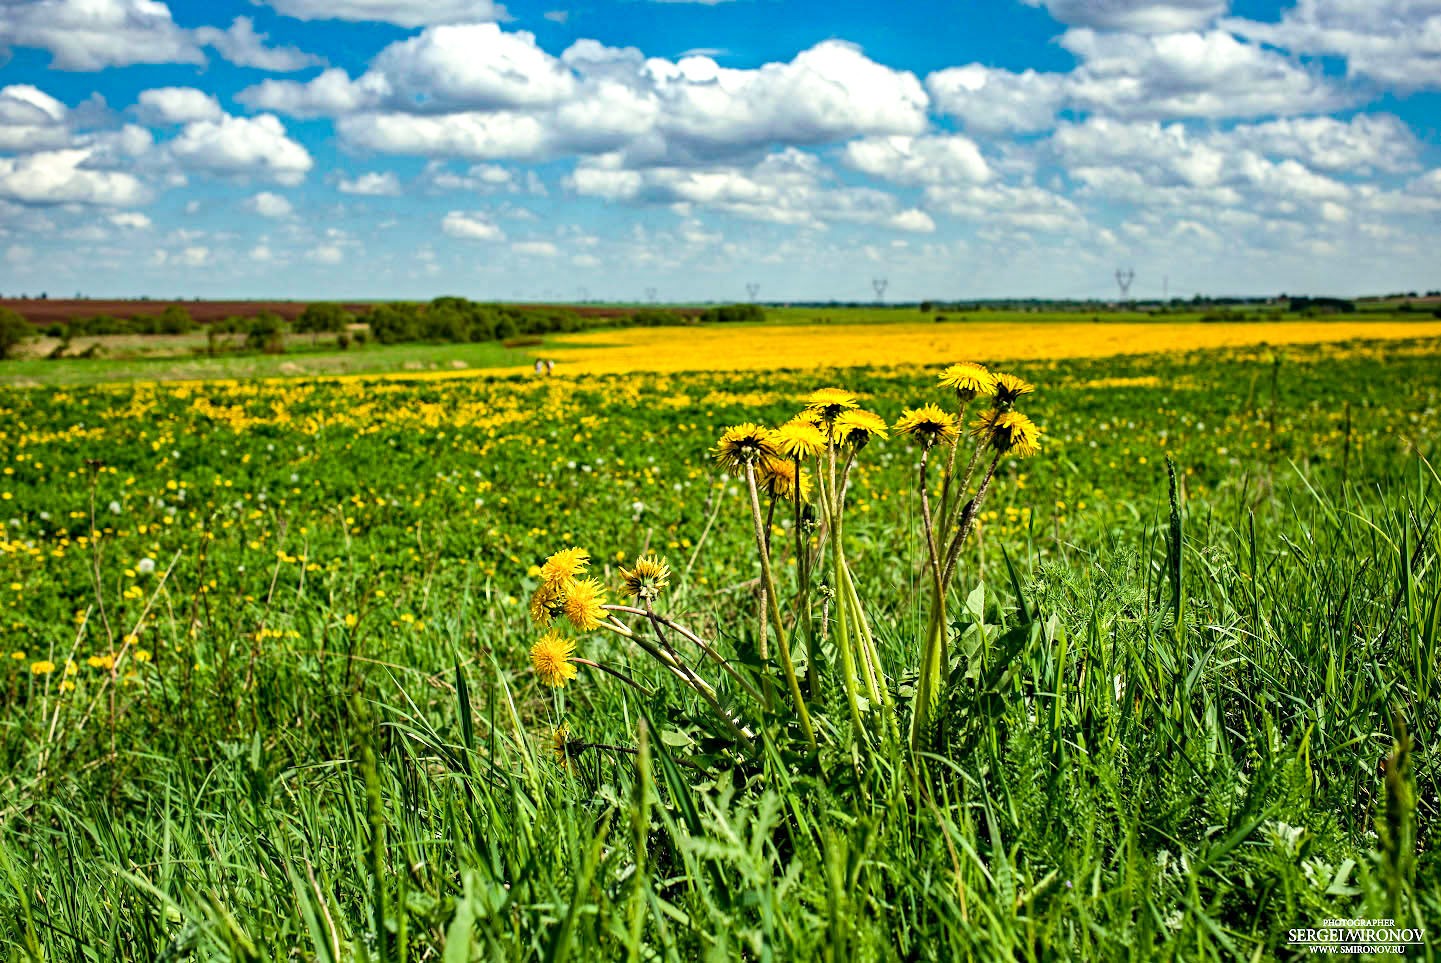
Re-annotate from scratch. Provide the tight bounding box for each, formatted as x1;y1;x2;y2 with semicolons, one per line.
531;631;578;687
972;410;1043;458
530;580;567;627
758;455;810;502
771;421;827;459
540;547;589;586
991;373;1035;410
895;404;959;449
620;555;671;602
563;577;608;632
938;362;996;401
804;387;859;421
713;423;778;475
30;660;55;675
831;409;888;448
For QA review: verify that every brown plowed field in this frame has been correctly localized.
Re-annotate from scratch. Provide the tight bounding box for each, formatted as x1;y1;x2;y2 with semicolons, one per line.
1;299;693;326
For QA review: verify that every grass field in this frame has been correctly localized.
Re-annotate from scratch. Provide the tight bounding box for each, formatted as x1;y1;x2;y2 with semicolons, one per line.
6;312;1441;387
0;334;1436;959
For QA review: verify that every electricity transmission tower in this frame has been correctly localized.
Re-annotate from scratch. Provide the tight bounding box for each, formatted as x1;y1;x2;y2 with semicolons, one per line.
746;282;760;302
644;287;658;304
872;278;888;303
1115;268;1135;302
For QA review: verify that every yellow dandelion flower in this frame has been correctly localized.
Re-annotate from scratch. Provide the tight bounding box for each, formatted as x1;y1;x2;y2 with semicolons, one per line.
895;404;959;448
938;362;996;401
530;631;578;687
831;409;888;448
563;577;608;632
30;660;55;676
713;423;779;475
758;455;811;503
530;580;568;627
972;410;1043;458
804;387;859;421
60;680;75;693
620;555;671;601
991;373;1035;410
10;651;24;661
771;421;827;459
540;547;590;586
87;654;115;670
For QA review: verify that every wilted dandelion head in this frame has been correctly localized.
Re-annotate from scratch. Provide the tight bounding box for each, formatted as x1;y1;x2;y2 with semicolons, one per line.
895;404;958;449
714;423;779;475
991;373;1035;410
540;547;589;586
804;387;859;422
973;409;1042;458
552;724;577;768
772;420;827;459
621;555;671;602
831;409;889;449
938;362;996;401
530;631;577;687
758;455;810;503
529;580;567;627
563;577;608;632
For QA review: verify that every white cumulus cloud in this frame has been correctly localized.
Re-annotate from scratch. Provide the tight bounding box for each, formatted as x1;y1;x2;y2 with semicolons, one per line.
442;210;506;240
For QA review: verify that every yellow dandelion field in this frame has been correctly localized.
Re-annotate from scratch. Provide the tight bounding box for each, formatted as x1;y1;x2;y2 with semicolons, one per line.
531;318;1441;376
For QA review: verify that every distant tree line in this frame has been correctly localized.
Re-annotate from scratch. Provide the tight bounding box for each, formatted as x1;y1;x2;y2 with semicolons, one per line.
361;298;764;345
0;298;770;360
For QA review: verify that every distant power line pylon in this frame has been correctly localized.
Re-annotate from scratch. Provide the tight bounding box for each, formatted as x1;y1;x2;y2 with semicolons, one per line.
746;282;760;302
644;287;658;304
1115;268;1135;302
873;278;888;303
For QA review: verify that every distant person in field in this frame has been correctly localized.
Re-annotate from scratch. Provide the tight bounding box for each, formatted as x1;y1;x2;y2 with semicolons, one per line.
534;358;544;376
545;359;555;376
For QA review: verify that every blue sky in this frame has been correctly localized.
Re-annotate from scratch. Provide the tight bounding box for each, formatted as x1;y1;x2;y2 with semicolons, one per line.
1;0;1439;302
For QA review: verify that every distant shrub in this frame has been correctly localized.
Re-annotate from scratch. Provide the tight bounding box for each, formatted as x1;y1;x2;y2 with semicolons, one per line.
0;307;31;360
700;304;766;324
630;308;684;327
245;311;287;354
1288;296;1355;314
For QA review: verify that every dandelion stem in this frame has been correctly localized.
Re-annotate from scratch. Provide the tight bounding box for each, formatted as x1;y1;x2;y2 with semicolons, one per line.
941;451;1004;587
605;604;765;702
745;463;816;748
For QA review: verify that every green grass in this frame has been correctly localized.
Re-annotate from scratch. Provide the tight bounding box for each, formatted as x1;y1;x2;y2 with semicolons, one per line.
0;339;1436;959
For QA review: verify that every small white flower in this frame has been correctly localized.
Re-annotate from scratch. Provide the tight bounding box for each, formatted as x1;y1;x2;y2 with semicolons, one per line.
137;558;156;575
107;500;121;515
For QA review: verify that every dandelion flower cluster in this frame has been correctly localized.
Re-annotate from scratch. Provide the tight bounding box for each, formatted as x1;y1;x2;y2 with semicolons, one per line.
530;546;609;631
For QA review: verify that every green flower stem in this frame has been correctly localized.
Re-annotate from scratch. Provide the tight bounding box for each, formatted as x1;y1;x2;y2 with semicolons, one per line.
935;398;970;531
746;462;817;749
604;603;764;703
794;454;820;698
941;451;1003;588
909;586;947;750
823;438;870;743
